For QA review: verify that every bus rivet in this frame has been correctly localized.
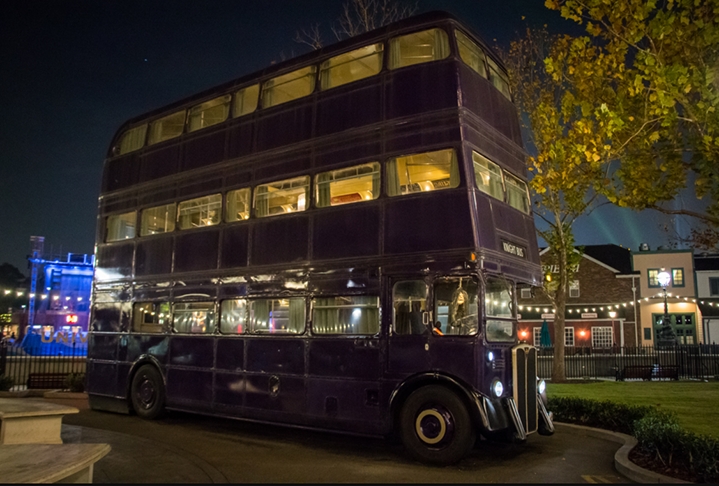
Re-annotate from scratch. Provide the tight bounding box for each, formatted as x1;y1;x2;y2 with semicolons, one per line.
425;343;429;351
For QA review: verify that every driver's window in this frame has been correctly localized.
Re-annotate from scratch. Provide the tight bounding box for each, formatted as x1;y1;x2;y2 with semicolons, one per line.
434;278;479;336
392;281;428;335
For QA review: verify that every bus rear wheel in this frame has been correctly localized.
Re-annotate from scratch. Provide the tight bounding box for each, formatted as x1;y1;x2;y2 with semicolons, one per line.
399;385;475;465
130;365;165;420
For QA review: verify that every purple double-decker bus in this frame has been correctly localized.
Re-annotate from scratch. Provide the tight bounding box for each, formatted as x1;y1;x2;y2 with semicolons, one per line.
87;11;554;464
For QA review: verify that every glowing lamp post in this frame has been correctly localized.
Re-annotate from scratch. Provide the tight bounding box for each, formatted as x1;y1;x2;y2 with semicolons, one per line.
656;271;677;348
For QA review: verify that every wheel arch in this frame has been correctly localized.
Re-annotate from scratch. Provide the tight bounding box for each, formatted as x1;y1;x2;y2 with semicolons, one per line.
125;355;165;404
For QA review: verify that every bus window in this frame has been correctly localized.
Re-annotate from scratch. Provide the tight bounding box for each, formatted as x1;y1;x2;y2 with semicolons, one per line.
249;298;305;334
504;172;530;214
312;296;380;335
434;278;478;336
254;176;310;217
485;277;515;342
473;151;504;201
389;28;449;69
455;30;487;79
225;188;251;222
106;211;136;242
178;194;222;229
220;299;248;334
148;110;186;145
133;302;171;333
393;281;427;335
118;124;147;155
386;148;458;196
173;302;215;334
188;95;231;132
315;162;380;207
320;43;384;90
140;204;176;236
486;55;511;100
262;66;317;108
233;84;259;118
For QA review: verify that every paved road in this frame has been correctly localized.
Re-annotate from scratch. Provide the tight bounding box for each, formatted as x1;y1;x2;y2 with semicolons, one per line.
54;397;631;483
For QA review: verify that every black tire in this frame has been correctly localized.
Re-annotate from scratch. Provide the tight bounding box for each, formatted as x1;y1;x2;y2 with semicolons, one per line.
399;385;476;465
130;365;165;420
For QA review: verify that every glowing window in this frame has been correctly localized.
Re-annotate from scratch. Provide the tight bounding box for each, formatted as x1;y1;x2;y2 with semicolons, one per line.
173;302;215;334
177;194;222;229
389;28;449;69
262;66;316;108
312;296;380;335
249;298;305;334
188;95;230;132
140;204;176;236
315;162;380;207
672;268;685;287
118;125;147;155
486;55;511;100
225;188;251;222
132;302;170;333
106;211;136;242
591;326;613;348
455;30;487;78
320;43;383;90
254;176;310;218
233;84;259;118
148;110;186;145
473;152;504;201
386;148;458;196
504;171;530;214
220;299;248;334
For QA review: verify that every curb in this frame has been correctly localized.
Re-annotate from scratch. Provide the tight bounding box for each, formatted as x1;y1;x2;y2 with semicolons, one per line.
556;422;691;484
44;391;88;400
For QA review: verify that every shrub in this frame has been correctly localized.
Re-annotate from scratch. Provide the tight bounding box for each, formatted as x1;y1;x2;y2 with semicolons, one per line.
548;396;652;435
63;373;85;393
0;374;13;391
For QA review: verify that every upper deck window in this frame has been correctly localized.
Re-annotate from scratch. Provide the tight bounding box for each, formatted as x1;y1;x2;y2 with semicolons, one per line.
504;171;530;214
254;176;310;218
148;110;186;145
225;188;251;222
486;55;511;100
177;194;222;229
117;125;147;155
455;30;487;78
140;203;176;236
315;162;380;207
262;66;317;108
320;43;384;90
233;84;259;118
106;211;136;242
173;302;215;334
386;148;459;197
249;298;305;334
389;28;449;69
188;95;230;132
312;296;380;335
473;151;504;201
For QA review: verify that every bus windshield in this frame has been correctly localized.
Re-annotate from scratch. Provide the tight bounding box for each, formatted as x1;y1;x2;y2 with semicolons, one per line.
434;277;479;336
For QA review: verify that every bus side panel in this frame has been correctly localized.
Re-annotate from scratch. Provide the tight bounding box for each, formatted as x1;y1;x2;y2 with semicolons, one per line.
384;192;473;254
227;119;255;160
165;337;214;411
182;129;226;171
95;244;134;282
139;145;180;183
316;82;382;137
174;230;220;273
102;154;140;192
256;105;313;152
251;216;309;266
136;237;173;276
312;205;381;260
220;225;249;269
428;337;476;385
214;338;246;410
385;62;458;119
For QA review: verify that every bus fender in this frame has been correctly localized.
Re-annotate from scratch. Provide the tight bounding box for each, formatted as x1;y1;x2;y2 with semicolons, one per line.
125;355;165;399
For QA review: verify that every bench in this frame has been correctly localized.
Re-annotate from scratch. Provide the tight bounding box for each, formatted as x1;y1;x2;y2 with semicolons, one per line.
28;372;68;390
653;365;679;380
0;443;110;483
0;397;78;444
616;365;653;381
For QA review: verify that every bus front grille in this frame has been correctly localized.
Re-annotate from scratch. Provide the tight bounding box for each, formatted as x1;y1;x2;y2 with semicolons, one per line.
512;344;538;434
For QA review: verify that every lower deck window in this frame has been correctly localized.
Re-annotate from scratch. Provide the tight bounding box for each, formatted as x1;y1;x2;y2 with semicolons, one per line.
386;148;459;196
250;298;305;334
141;204;176;236
315;162;380;207
132;302;170;333
173;302;215;334
313;296;379;335
106;211;136;242
254;176;309;217
220;299;248;334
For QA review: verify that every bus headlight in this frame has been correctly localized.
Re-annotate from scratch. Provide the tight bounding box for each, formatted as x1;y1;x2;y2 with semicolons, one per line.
487;351;495;362
538;379;546;395
491;379;504;398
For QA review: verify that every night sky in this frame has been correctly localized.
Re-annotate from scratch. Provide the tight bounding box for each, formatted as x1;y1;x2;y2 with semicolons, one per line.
0;0;693;272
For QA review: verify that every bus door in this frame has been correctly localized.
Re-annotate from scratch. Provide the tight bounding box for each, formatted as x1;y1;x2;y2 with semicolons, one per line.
387;278;431;376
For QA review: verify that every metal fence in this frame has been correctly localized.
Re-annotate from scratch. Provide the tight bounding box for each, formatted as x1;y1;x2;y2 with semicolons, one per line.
0;339;87;391
537;345;719;380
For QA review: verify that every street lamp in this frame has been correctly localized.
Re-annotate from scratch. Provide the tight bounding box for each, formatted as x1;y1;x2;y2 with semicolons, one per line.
656;270;677;348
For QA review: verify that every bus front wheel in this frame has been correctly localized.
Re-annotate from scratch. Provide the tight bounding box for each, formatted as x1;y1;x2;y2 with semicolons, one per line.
399;385;475;465
130;365;165;420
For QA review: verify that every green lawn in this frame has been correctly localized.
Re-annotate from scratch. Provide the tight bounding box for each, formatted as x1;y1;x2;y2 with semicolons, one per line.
547;381;719;438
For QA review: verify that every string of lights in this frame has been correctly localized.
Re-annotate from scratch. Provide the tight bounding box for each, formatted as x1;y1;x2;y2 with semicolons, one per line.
1;288;85;302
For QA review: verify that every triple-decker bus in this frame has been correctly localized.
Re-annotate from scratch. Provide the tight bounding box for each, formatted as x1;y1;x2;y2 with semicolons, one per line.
88;11;554;465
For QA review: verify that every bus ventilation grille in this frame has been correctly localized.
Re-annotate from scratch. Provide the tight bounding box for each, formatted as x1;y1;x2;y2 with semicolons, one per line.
512;344;538;434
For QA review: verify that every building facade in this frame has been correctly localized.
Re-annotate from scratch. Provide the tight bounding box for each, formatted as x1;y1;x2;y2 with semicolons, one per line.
695;253;719;344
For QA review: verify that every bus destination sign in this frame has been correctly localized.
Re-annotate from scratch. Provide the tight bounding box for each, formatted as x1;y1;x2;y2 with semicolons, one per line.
501;240;526;259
